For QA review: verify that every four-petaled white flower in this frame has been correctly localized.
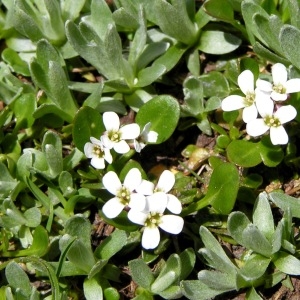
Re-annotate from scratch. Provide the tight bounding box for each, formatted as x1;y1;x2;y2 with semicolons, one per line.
221;70;270;123
101;111;140;154
246;99;297;145
134;122;158;153
84;137;112;169
102;168;146;218
128;194;184;249
136;170;182;214
256;63;300;101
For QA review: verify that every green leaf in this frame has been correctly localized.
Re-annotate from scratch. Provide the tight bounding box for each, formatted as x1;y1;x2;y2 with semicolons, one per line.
135;64;166;87
204;162;239;214
179;248;196;280
286;0;300;30
269;192;300;218
198;270;237;291
181;279;231;300
94;229;127;260
243;224;273;257
72;106;105;152
198;30;241;55
5;261;32;296
237;253;271;287
151;254;181;293
203;0;234;22
273;252;300;275
200;71;230;98
200;226;236;267
246;287;264;300
1;48;30;76
136;95;180;144
83;277;103;300
0;162;18;198
228;211;252;246
129;259;155;290
227;140;262;167
252;192;274;242
280;25;300;70
154;0;197;45
2;225;49;257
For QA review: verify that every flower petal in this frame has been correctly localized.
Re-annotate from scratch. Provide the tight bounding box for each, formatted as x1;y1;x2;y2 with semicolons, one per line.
128;193;146;211
101;135;114;149
285;78;300;93
146;193;168;213
275;105;297;124
113;140;130;154
136;180;154;195
167;194;182;214
120;123;140;139
256;79;272;92
84;142;94;158
221;95;245;111
256;96;274;117
242;104;257;123
91;157;105;169
272;63;287;85
124;168;142;191
246;119;269;137
128;209;147;225
270;126;288;145
102;171;122;195
238;70;254;95
103;111;120;131
104;148;113;164
102;197;124;218
147;131;158;143
156;170;175;193
271;91;287;101
159;215;184;234
90;137;102;145
142;227;160;249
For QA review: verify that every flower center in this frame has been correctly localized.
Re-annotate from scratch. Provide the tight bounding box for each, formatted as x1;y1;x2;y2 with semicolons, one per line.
264;115;281;127
92;145;104;158
243;92;255;106
144;212;162;228
116;186;131;205
108;130;121;142
273;83;286;94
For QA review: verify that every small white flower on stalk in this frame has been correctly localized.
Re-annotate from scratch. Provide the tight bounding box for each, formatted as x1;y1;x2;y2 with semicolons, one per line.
84;137;112;169
222;70;270;123
256;63;300;101
128;194;184;249
246;98;297;145
136;170;182;214
134;122;158;153
101;111;140;154
102;168;146;218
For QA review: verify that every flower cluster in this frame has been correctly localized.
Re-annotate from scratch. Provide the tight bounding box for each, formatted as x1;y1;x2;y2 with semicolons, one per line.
102;168;184;249
84;111;158;169
222;63;299;145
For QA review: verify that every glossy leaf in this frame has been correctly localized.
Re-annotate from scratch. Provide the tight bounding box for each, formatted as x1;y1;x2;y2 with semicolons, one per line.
72;106;105;152
136;95;180;144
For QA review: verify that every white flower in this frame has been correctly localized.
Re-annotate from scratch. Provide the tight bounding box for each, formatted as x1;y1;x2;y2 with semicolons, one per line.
84;137;112;169
136;170;182;214
134;122;158;153
246;99;297;145
102;168;145;218
128;194;184;249
101;111;140;154
221;70;270;123
256;63;300;101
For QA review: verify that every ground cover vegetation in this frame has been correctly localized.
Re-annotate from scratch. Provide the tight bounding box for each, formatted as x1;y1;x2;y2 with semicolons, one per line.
1;0;300;299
